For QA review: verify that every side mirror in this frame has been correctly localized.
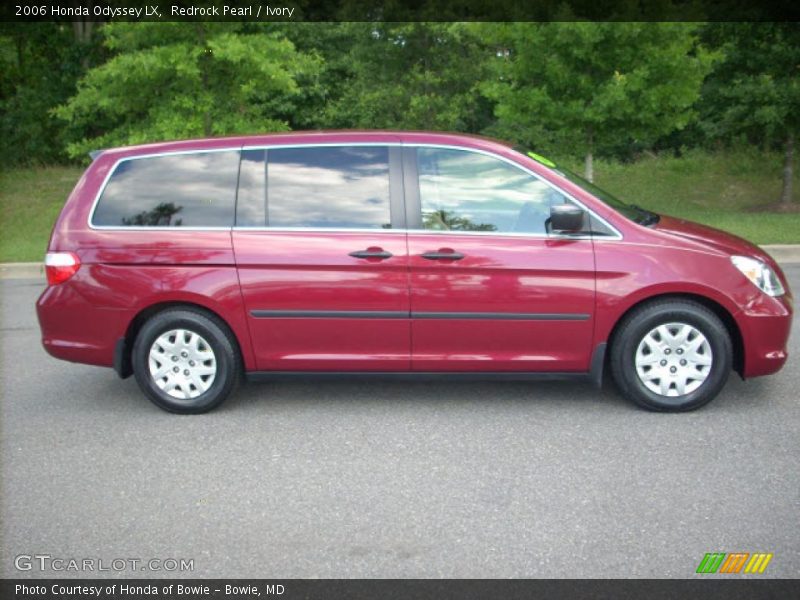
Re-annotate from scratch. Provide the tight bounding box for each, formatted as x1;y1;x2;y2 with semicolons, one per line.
549;204;585;233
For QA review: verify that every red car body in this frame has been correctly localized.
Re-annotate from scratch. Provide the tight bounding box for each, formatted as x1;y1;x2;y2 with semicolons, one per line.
36;131;792;389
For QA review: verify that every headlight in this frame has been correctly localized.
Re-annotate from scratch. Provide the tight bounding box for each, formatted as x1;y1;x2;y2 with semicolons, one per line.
731;256;785;297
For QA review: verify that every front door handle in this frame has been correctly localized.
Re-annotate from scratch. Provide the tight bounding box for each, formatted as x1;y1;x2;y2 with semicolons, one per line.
420;250;465;261
349;248;393;260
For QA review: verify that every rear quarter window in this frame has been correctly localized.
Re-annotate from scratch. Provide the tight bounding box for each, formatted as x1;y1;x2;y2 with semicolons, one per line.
91;150;240;227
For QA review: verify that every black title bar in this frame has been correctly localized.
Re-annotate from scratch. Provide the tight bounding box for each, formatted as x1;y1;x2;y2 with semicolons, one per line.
3;579;800;600
2;0;800;22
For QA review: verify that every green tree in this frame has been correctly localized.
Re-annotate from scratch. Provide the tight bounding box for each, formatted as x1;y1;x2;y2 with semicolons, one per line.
0;23;101;165
270;22;356;130
698;23;800;205
320;22;494;133
482;23;713;180
55;23;321;158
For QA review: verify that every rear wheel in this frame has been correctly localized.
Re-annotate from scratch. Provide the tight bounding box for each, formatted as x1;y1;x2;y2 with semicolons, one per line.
610;300;732;412
132;309;240;413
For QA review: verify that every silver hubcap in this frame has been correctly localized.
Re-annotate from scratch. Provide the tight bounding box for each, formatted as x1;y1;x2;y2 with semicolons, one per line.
635;322;713;397
148;329;217;400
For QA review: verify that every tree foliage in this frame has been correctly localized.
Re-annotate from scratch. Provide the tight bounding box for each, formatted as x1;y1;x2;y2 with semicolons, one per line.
55;23;321;158
319;22;493;132
698;23;800;204
0;23;101;164
700;23;800;145
0;20;795;201
481;23;714;178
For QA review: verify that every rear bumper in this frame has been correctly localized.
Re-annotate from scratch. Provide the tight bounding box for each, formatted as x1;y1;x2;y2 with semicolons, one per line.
36;284;128;369
738;293;794;378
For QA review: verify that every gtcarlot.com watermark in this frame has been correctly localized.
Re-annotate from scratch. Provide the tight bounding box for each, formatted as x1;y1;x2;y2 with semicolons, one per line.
14;554;194;573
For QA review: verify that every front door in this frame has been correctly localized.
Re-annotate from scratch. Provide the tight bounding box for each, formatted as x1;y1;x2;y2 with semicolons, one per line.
405;146;596;372
233;143;410;371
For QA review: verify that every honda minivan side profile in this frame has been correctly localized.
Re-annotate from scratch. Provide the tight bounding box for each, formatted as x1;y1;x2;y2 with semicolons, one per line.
36;131;793;413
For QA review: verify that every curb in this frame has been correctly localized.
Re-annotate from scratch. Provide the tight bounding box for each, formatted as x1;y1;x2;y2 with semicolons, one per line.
1;263;44;280
2;245;800;281
760;245;800;265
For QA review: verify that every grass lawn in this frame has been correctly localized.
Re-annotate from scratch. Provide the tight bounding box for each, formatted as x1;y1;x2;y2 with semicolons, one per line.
1;166;85;263
1;150;799;262
586;149;800;245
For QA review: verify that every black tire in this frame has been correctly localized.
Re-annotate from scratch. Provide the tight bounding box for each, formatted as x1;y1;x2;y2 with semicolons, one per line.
609;299;732;412
132;308;241;414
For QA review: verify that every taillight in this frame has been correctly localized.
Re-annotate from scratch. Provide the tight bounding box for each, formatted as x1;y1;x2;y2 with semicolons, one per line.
45;252;81;285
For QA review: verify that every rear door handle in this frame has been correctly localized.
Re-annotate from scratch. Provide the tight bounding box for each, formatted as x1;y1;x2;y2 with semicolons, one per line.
349;248;393;260
420;250;465;261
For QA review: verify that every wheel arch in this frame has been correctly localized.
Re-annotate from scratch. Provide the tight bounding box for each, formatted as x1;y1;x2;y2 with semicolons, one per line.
604;292;745;379
115;301;247;379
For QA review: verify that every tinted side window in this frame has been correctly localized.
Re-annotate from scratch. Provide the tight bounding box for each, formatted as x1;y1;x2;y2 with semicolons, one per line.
266;146;391;229
93;151;240;227
417;148;572;234
236;149;267;227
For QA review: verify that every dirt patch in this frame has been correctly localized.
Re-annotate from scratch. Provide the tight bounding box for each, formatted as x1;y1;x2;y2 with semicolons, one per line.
744;202;800;213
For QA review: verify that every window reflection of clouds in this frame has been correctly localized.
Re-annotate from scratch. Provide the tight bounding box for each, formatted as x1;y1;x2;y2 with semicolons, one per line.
268;147;391;229
237;150;266;227
94;151;239;227
418;149;564;233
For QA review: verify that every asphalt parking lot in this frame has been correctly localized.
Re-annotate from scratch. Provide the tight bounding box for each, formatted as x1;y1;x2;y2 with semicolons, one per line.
1;269;798;579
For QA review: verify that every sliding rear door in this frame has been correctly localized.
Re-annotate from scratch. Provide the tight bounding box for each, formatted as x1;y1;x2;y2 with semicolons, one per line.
233;143;411;371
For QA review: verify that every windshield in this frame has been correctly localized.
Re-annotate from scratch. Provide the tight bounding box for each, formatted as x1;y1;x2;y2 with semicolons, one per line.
515;148;659;226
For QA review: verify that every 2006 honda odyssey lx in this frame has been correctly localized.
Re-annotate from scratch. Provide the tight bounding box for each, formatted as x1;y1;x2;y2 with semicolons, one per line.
36;131;793;413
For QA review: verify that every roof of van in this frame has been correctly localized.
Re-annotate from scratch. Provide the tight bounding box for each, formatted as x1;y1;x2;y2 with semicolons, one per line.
95;130;518;160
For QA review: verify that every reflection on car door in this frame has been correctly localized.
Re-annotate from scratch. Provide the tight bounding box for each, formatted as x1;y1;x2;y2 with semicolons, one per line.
405;146;596;372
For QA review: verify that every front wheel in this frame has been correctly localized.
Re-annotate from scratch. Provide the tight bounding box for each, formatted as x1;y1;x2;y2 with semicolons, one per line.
132;309;241;413
610;300;732;412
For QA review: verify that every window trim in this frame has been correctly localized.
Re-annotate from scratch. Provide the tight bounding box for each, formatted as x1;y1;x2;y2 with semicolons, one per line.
87;142;621;240
88;147;242;231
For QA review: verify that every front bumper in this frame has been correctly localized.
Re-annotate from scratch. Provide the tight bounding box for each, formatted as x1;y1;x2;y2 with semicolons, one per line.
737;292;794;378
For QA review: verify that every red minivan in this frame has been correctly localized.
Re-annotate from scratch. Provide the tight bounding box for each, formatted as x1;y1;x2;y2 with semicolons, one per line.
36;131;793;413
